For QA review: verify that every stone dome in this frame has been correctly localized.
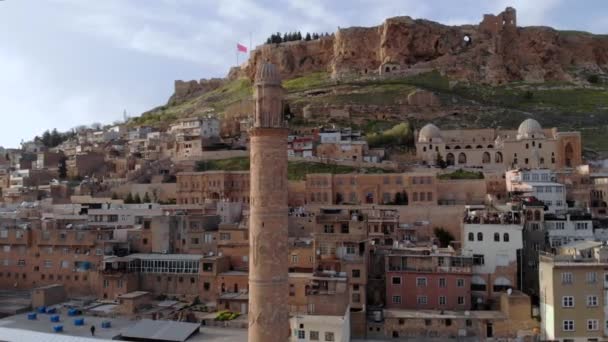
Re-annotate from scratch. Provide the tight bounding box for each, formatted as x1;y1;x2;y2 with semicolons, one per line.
255;62;281;85
418;123;442;143
517;118;544;140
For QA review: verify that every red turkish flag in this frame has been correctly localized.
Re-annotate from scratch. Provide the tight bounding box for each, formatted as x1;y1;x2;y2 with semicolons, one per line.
237;43;248;53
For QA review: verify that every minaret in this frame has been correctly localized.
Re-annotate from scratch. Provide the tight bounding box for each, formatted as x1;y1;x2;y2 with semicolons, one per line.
248;63;289;342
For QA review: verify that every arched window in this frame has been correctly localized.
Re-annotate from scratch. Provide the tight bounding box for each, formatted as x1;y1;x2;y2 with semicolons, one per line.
446;153;455;166
495;152;503;163
454;145;461;150
482;152;491;164
526;211;533;221
465;145;472;149
476;145;483;149
534;210;541;221
503;233;509;242
458;153;467;164
477;232;483;241
494;233;500;242
487;144;494;149
565;143;574;167
468;233;474;241
423;146;427;152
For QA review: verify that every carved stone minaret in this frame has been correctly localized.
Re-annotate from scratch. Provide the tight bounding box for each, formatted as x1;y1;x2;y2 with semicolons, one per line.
248;63;289;342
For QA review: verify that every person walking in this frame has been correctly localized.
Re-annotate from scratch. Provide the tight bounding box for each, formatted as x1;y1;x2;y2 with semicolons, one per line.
90;325;96;336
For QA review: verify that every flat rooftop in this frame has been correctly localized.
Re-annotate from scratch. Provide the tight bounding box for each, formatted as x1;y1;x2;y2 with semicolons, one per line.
0;312;247;341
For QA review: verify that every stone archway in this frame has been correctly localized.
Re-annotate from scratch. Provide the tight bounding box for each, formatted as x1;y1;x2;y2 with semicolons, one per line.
482;152;491;164
446;153;455;166
458;152;467;165
495;152;503;163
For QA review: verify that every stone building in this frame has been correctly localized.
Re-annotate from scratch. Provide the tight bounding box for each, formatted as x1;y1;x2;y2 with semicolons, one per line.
416;119;582;170
176;171;250;205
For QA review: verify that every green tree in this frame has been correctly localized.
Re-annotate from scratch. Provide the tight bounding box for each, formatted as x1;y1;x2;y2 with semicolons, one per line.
41;130;51;147
143;192;151;203
125;193;134;204
133;193;142;204
394;192;403;204
111;192;119;200
436;153;447;169
305;33;311;41
433;227;455;248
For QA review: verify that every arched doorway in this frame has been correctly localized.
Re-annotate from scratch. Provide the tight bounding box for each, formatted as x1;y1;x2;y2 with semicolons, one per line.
565;143;574;167
482;152;491;164
495;152;503;163
446;153;455;166
458;153;467;165
365;193;374;204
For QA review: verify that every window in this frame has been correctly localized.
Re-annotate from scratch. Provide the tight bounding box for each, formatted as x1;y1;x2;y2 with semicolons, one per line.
439;278;447;288
118;279;123;288
324;332;335;341
17;260;25;267
297;330;305;339
392;277;401;285
457;278;465;287
310;331;319;341
103;279;109;288
352;293;361;303
503;233;509;242
494;232;500;242
561;272;573;284
417;296;428;305
416;277;427;287
468;233;474;241
588;319;599;331
220;233;231;240
587;272;597;283
43;260;52;268
477;232;483;241
439;296;446;305
587;295;598;307
291;255;299;264
352;269;360;278
562;296;574;307
473;254;485;266
457;296;465;305
392;296;402;304
575;222;589;230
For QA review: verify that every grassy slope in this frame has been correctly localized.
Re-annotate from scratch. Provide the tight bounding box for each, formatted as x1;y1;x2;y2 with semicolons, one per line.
194;157;387;180
131;69;608;153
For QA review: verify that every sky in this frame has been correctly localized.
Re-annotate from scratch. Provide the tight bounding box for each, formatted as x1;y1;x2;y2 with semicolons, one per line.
0;0;607;148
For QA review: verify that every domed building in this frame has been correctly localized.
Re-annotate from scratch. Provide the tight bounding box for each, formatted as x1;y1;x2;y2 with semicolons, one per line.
415;119;581;170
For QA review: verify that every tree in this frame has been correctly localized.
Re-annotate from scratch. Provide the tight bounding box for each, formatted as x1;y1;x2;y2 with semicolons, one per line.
50;128;61;147
282;33;288;42
41;130;51;147
436;153;447;169
111;192;119;200
433;227;455;248
523;90;534;100
133;193;142;204
58;156;68;179
296;31;302;40
125;193;134;204
143;192;151;203
305;32;311;41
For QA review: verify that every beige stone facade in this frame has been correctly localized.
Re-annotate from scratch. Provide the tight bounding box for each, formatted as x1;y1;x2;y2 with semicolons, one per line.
416;119;583;170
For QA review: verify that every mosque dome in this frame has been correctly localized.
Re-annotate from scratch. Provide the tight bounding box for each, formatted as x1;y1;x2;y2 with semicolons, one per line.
517;118;544;140
255;62;281;86
418;123;442;143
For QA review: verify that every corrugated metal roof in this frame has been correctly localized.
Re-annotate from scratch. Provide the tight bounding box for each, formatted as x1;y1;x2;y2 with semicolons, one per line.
120;319;200;342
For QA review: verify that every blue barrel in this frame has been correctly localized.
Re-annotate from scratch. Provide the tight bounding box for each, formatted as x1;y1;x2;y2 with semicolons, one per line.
53;325;63;333
47;307;57;314
74;318;85;326
68;308;78;316
37;306;46;314
50;315;60;322
27;313;37;320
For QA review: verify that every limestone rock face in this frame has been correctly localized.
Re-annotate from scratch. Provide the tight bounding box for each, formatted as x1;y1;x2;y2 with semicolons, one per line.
240;7;608;85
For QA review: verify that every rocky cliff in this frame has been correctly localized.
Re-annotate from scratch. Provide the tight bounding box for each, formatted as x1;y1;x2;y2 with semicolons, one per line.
240;7;607;85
